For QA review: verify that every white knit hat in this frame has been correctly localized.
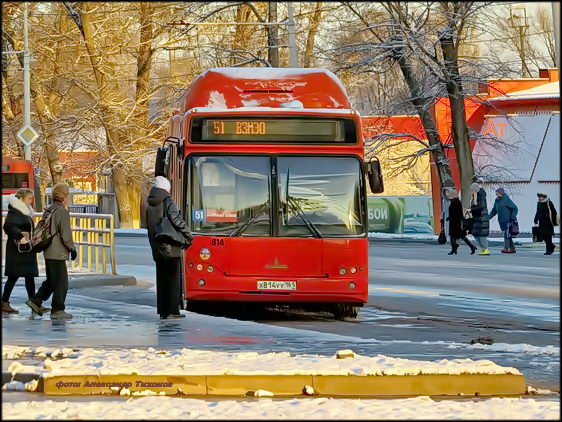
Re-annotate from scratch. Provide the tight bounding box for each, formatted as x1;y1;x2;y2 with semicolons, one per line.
154;176;171;193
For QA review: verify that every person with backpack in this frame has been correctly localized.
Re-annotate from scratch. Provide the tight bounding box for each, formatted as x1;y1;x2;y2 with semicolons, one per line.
146;176;193;320
489;187;518;254
445;188;477;255
534;192;558;255
2;189;46;314
25;183;77;319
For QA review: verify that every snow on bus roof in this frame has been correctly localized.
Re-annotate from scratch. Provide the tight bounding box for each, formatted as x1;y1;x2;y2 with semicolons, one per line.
204;67;341;80
181;68;352;111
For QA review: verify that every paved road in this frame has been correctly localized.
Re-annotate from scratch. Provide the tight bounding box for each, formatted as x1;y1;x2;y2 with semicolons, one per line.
2;237;559;390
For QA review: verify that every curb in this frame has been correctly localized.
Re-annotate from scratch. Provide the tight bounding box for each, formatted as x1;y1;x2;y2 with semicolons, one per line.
114;231;147;238
37;373;526;397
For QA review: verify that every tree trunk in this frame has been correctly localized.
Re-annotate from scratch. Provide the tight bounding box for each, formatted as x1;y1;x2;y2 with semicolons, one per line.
439;33;474;208
394;50;454;189
267;2;279;67
303;2;323;68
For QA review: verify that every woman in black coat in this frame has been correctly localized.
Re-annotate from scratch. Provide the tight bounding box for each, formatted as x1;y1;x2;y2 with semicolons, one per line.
534;193;558;255
2;189;41;313
146;176;193;320
446;189;476;255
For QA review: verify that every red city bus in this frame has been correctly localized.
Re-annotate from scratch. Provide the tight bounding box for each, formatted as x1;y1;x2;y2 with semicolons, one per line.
1;158;35;211
156;68;383;319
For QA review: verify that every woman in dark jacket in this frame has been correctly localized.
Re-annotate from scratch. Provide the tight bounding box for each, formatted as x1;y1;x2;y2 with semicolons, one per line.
468;182;490;256
2;189;42;314
146;176;193;320
534;192;558;255
489;188;518;254
446;189;476;255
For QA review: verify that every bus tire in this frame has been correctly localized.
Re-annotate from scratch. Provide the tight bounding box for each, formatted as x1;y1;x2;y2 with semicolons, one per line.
332;304;360;320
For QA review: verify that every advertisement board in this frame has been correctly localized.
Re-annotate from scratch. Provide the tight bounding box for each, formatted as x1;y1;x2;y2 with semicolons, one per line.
367;196;434;234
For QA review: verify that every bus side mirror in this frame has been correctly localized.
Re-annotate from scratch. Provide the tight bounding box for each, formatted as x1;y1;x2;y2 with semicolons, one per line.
367;157;384;194
155;146;170;177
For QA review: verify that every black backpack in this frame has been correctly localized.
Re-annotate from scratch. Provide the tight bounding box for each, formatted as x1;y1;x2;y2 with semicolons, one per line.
31;205;60;252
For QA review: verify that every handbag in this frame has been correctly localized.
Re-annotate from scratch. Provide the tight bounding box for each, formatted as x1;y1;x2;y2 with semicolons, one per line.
155;198;186;247
508;219;519;237
532;225;543;243
462;217;474;233
437;230;447;244
15;231;33;253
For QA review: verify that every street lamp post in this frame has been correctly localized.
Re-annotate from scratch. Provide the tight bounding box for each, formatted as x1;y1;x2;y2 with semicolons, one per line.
508;5;531;78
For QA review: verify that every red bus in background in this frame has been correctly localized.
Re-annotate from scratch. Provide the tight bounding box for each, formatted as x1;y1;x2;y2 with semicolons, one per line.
1;158;35;211
156;68;383;319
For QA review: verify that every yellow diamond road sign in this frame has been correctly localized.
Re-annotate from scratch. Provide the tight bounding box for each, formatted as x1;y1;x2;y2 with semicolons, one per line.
17;125;39;145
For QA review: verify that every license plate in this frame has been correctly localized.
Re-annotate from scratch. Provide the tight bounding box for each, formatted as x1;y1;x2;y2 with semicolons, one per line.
257;280;296;290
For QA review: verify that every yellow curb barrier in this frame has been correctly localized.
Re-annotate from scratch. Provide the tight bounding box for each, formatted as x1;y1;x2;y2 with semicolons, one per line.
43;373;526;397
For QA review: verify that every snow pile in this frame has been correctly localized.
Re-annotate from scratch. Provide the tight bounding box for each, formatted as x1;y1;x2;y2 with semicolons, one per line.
465;343;559;356
2;396;559;420
2;345;520;377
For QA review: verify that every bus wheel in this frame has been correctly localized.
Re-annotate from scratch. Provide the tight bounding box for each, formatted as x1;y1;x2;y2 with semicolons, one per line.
332;304;360;320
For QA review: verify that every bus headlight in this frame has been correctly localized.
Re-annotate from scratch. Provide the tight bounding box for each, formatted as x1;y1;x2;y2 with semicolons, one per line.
207;265;214;273
339;268;347;275
196;264;203;271
349;282;356;290
350;267;357;274
199;248;211;260
198;279;206;286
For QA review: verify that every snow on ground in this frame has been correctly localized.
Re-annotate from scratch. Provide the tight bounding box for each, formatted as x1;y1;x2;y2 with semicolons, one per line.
2;395;559;420
2;344;521;377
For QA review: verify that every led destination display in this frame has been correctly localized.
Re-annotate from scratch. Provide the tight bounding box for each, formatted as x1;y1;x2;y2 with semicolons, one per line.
201;118;347;143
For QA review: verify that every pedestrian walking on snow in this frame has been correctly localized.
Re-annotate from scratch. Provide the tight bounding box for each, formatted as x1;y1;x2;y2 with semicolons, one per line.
146;176;193;320
2;189;43;314
488;188;518;254
534;192;558;255
26;183;77;319
467;182;490;256
446;189;477;255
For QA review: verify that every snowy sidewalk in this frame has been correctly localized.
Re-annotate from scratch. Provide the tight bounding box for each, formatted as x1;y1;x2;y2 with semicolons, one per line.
3;345;527;398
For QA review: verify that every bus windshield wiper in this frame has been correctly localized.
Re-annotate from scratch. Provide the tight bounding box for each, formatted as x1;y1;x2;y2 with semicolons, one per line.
284;169;322;239
287;196;322;238
230;202;270;237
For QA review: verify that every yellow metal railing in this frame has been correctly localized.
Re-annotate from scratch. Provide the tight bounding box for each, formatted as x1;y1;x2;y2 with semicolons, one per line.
1;212;117;275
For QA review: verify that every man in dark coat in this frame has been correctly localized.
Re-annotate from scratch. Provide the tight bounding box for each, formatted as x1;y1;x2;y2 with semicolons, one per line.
26;183;77;319
446;189;476;255
146;176;193;320
489;188;518;254
534;192;558;255
468;182;490;256
2;190;42;314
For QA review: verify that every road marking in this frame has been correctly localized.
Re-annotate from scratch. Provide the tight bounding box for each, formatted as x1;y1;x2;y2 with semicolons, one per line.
372;287;440;297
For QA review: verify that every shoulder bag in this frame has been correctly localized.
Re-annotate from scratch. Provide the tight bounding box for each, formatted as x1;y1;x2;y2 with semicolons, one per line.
155;197;186;247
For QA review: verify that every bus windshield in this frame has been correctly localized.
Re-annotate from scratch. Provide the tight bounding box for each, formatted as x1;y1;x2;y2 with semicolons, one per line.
188;155;365;237
278;157;364;237
190;156;271;236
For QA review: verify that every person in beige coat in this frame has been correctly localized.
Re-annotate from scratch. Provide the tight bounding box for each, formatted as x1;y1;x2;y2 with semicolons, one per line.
26;183;77;319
